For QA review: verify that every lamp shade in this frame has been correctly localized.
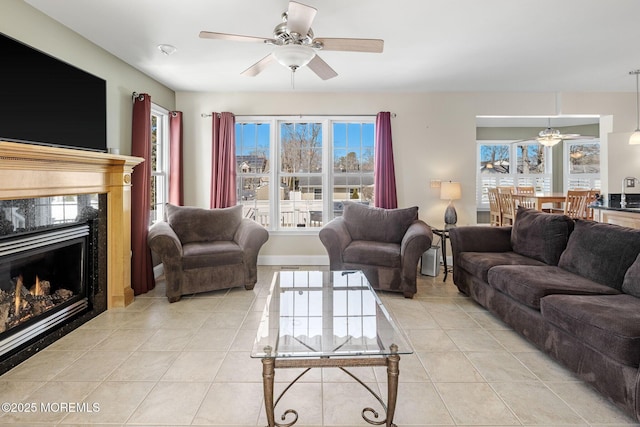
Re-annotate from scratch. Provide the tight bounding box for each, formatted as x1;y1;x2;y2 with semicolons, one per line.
630;130;640;145
440;181;462;200
273;44;315;69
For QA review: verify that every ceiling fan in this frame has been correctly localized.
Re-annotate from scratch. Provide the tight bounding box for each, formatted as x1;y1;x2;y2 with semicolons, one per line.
199;1;384;81
517;118;595;147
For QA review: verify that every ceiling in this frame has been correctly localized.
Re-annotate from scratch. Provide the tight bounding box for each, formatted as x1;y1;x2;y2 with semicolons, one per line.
24;0;640;93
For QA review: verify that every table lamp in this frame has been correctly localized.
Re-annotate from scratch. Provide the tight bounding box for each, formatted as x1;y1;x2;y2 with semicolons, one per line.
440;181;462;225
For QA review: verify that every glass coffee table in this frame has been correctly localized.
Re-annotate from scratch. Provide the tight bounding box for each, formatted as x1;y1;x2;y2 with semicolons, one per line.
251;270;412;427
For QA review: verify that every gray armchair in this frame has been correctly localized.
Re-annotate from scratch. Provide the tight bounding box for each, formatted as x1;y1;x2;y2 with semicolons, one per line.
319;201;432;298
148;203;269;302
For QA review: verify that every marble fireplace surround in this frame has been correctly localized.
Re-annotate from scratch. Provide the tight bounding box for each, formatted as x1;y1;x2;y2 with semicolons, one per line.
0;140;143;309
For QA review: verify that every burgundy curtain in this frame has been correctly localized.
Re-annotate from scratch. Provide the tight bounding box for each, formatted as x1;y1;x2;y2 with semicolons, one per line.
374;111;398;209
169;111;183;205
210;112;237;208
130;93;155;295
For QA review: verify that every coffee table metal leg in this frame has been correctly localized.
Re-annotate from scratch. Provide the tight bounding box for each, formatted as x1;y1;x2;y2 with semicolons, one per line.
262;355;276;427
386;345;400;427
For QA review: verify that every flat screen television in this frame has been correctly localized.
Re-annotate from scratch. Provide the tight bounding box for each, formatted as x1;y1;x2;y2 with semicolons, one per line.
0;33;107;152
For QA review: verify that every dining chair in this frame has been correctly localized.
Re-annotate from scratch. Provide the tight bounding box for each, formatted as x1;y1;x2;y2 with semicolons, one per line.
515;186;535;195
563;190;589;219
583;190;599;220
487;187;502;226
497;190;516;225
514;194;537;211
497;186;515;194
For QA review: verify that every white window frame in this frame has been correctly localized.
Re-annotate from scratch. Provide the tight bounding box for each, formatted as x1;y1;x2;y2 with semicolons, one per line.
150;104;170;225
563;139;601;191
476;140;552;208
236;115;375;233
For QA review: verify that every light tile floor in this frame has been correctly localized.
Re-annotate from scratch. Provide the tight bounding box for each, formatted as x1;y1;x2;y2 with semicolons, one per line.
0;265;638;426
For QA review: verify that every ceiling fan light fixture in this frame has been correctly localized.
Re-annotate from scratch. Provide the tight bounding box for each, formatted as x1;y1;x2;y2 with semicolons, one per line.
537;136;562;147
273;44;315;70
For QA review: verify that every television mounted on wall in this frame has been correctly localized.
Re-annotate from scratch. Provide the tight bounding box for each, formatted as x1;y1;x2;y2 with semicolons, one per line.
0;33;107;152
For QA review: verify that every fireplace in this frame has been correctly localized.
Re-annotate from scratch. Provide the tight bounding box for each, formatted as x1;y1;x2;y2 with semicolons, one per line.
0;194;106;371
0;141;142;374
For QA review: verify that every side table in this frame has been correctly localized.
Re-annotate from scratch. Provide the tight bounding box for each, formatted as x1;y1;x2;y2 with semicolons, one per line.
432;225;456;282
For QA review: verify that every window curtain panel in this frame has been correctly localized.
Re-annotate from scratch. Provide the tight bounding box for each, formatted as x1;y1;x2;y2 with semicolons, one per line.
169;111;184;205
210;112;237;208
374;111;398;209
130;93;155;295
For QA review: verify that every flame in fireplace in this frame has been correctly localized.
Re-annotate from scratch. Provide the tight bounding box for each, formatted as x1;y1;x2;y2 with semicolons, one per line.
14;275;22;315
31;276;42;296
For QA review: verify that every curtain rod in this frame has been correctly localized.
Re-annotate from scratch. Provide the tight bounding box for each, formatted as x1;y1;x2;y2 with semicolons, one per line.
200;113;396;118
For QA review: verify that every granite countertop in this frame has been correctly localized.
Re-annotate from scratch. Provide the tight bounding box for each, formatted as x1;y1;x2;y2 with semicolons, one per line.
591;193;640;212
591;203;640;213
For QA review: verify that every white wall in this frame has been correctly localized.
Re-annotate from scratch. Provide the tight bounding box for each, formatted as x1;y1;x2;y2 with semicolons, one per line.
2;0;175;154
177;90;640;263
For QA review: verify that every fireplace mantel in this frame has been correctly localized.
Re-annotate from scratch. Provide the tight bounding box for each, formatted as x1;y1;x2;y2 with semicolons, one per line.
0;140;143;308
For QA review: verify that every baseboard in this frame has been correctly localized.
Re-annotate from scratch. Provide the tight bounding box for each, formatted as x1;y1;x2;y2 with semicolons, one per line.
258;255;329;266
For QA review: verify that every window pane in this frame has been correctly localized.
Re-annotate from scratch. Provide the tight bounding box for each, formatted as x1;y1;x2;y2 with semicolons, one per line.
569;143;600;174
280;122;322;173
480;144;510;174
279;175;322;228
516;144;545;174
236;122;271;228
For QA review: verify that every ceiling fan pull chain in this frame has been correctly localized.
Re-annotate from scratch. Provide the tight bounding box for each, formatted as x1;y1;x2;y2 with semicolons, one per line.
291;67;296;89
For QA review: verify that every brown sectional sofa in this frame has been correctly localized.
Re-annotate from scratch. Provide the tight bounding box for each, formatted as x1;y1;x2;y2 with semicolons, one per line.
450;207;640;421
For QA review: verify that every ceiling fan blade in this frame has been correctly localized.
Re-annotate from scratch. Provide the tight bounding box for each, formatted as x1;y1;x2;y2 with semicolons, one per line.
241;54;275;77
199;31;271;44
315;38;384;53
286;1;317;36
307;55;338;80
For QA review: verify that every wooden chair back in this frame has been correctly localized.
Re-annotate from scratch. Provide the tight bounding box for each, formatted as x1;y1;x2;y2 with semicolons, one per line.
514;195;537;210
515;186;535;195
497;190;516;225
564;190;589;219
497;186;515;194
487;187;502;226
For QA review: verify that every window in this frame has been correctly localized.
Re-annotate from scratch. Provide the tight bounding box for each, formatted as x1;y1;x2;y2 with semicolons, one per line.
236;116;375;231
565;140;601;191
150;105;170;224
477;141;552;207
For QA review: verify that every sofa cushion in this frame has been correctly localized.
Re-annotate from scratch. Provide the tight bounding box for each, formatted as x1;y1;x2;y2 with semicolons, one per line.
541;294;640;367
342;201;418;244
622;254;640;298
165;203;242;244
456;251;547;283
182;241;243;269
510;207;574;265
558;220;640;290
343;240;401;268
488;265;621;310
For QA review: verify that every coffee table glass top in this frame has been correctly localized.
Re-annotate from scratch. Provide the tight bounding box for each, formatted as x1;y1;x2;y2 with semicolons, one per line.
251;270;412;358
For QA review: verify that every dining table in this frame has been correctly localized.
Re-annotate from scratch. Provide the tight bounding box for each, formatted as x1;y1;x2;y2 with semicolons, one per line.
529;193;566;211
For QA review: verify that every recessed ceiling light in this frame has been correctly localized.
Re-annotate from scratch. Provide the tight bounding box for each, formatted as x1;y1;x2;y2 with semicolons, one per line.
157;44;177;56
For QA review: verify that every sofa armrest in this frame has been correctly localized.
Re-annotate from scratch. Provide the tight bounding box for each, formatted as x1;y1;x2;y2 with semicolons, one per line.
235;219;269;287
449;226;513;256
318;217;352;269
234;218;269;252
401;220;433;260
147;221;183;260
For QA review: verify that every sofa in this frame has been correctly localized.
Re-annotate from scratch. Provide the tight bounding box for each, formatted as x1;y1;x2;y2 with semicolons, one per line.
319;201;433;298
148;203;269;302
450;207;640;421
